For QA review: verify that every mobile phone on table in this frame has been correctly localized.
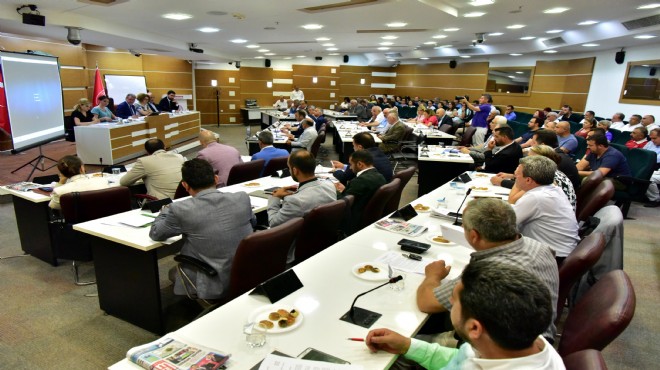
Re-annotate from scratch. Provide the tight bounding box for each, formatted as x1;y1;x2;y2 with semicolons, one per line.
297;347;350;364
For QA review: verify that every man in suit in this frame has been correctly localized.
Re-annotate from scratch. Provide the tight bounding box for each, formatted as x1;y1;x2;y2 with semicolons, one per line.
435;108;452;129
378;111;406;154
336;150;387;234
251;131;289;176
120;138;186;199
149;158;255;301
115;93;139;119
159;90;180;112
331;132;393;185
146;91;160;113
196;129;242;187
347;99;368;121
287;117;318;152
482;126;522;174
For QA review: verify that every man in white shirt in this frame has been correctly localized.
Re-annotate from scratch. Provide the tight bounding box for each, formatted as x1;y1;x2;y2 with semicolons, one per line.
620;114;642;132
544;112;559;127
644;128;660;208
642;114;658;131
290;85;304;101
610;112;626;130
359;106;384;127
367;260;564;370
273;96;288;111
510;155;579;263
287;119;317;152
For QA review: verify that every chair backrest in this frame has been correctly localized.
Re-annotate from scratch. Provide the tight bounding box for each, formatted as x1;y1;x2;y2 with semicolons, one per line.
562;350;608;370
574;135;588;160
402;125;414;142
576;169;604;208
627;148;656;180
262;156;289;177
226;218;304;300
226;159;265;186
310;131;326;157
609;143;629;157
64;115;75;142
459;126;477;146
384;166;417;215
608;128;622;143
576;179;614;223
33;174;60;184
60;186;132;223
611;132;630;145
360;178;401;228
173;182;189;199
438;123;452;133
558;270;636;357
295;200;346;264
556;232;606;324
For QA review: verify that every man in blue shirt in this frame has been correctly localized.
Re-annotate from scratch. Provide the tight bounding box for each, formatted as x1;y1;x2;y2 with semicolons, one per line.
251;131;289;176
504;105;517;121
555;121;578;156
577;134;631;184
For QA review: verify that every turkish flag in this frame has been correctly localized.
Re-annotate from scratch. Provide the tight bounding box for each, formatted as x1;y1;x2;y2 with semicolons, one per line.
92;67;105;104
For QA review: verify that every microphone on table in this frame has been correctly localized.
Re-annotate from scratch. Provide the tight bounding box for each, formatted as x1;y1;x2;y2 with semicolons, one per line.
453;188;472;226
349;275;403;318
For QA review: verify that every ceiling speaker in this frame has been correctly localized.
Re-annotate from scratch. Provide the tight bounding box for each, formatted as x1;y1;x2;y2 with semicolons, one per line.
265;59;271;68
615;51;625;65
315;56;322;61
449;60;457;69
343;55;349;63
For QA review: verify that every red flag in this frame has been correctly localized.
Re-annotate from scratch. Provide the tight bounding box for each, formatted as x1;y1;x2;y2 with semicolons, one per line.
0;68;10;135
92;67;105;104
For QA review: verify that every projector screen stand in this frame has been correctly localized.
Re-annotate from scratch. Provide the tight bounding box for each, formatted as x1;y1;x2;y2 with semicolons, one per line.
11;145;58;182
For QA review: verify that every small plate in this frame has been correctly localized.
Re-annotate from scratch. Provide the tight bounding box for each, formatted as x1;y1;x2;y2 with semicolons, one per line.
469;186;490;192
248;305;303;334
426;234;457;246
242;182;262;188
412;204;432;213
352;262;389;281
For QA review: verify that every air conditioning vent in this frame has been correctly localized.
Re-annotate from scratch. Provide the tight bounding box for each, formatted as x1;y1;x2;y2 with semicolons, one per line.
357;29;428;33
385;53;403;57
622;14;660;30
78;0;129;5
456;48;485;54
542;37;566;47
258;41;316;44
299;0;378;13
144;48;170;52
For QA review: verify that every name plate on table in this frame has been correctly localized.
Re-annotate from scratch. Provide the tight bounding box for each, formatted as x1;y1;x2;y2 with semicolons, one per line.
390;204;418;221
250;269;303;303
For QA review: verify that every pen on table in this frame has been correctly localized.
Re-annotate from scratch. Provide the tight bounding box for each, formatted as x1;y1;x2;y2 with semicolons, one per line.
347;338;365;342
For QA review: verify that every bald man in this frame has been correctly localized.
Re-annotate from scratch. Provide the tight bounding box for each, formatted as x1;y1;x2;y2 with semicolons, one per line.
555;121;578;156
196;129;242;187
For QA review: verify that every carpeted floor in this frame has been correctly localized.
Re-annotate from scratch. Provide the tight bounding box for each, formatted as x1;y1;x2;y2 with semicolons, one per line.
0;124;657;369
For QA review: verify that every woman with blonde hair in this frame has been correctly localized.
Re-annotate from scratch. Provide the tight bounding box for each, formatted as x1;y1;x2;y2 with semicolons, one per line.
71;98;99;126
421;108;438;127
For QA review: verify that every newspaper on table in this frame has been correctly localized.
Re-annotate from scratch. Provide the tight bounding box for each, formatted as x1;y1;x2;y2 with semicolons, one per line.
127;334;230;370
259;354;362;370
374;218;427;237
6;182;41;192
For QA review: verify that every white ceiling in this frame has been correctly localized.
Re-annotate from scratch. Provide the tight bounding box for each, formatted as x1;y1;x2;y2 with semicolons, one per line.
0;0;659;66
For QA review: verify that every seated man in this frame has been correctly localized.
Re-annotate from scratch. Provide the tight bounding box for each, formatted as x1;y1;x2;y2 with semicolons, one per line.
49;155;111;210
555;121;578;156
331;132;393;185
435;108;453;128
120;138;186;199
577;134;631;184
373;108;391;134
620;114;642;132
625;126;649;149
347;99;368;121
251;131;289;176
378;112;406;154
515;116;541;148
459;116;507;167
273;96;288;111
115;93;139;119
544;112;559;127
149;159;255;301
196;129;242;187
416;198;559;340
335;150;387;234
359;105;383;127
503;104;517;121
609;112;626;130
482;125;523;174
644;128;660;208
525;129;581;190
368;260;563;370
286;118;317;152
510;156;580;262
311;107;327;132
158;90;180;112
642;114;658;131
557;104;578;122
283;109;309;138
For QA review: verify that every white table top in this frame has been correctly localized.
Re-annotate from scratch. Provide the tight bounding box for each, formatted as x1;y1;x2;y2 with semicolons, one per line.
108;174;508;370
1;172;128;203
418;146;474;164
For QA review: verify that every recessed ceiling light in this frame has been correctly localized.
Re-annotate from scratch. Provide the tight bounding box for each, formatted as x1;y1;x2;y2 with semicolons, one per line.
507;24;525;29
543;7;569;14
328;53;340;55
302;24;324;30
582;43;600;47
255;56;264;59
326;47;338;51
434;44;452;49
578;20;598;25
515;71;523;74
424;41;436;45
322;43;335;47
264;53;275;56
488;32;504;36
316;37;331;41
387;58;396;61
508;75;516;78
379;42;394;46
284;57;293;59
231;39;248;43
246;44;259;48
386;22;407;27
382;35;399;40
297;55;306;58
198;27;220;33
638;3;660;9
444;28;460;32
464;12;486;17
469;0;494;6
635;34;656;39
642;64;650;67
257;49;269;52
544;50;558;53
510;53;522;56
432;34;447;39
420;57;430;60
460;55;471;58
520;36;536;40
378;47;390;50
546;30;563;34
162;13;192;20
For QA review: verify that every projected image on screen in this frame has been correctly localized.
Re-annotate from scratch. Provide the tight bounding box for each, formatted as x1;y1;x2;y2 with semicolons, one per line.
0;52;64;151
104;75;147;103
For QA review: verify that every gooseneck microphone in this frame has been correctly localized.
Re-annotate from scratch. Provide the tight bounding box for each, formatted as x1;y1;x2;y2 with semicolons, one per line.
453;188;472;226
349;275;403;317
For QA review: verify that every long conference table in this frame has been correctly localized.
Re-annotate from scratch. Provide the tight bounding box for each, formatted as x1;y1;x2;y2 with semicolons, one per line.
102;174;508;369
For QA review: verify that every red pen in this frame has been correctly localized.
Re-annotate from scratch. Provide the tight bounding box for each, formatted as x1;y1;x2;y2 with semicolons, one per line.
347;338;365;342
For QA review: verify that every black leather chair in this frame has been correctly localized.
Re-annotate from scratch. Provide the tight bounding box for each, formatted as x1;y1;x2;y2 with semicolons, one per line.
612;148;657;218
563;350;608;370
226;159;265;186
294;200;346;264
459;126;477;146
360;178;400;229
575;180;614;224
262;156;289;177
384;166;417;215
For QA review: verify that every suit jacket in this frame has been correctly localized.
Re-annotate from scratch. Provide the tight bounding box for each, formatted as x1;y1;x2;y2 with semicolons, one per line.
379;121;406;153
483;142;523;174
333;147;393;185
437;114;452;128
115;101;137;119
149;189;255;299
147;101;160;113
341;168;387;233
349;105;369;121
120;149;185;199
197;142;242;187
267;179;337;227
159;96;179;112
291;126;318;152
252;146;290;176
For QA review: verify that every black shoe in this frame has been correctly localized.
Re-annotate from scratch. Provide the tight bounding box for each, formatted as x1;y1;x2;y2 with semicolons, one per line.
644;201;660;208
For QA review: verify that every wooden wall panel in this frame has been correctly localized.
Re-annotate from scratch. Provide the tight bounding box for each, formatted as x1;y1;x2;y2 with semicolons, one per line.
195;69;241;125
293;65;340;106
60;69;88;87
